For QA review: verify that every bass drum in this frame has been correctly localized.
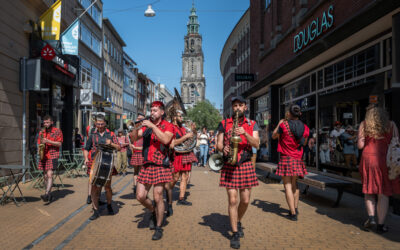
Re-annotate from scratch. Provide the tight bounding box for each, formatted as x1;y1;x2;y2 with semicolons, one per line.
90;146;116;187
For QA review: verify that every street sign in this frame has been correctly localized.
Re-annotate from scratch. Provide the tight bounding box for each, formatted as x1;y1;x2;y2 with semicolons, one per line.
80;89;93;106
92;101;112;107
41;44;56;61
235;73;255;81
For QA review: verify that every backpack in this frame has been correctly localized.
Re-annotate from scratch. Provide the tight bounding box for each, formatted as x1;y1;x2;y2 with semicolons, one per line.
387;122;400;180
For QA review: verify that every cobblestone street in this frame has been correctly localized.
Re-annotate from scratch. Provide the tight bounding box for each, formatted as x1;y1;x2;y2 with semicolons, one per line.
0;167;399;249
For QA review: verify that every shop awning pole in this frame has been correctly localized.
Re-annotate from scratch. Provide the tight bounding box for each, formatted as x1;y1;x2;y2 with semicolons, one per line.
21;57;27;183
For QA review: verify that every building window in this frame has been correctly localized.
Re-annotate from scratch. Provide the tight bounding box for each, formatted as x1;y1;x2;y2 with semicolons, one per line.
265;0;271;8
81;58;101;95
80;23;102;57
78;0;102;27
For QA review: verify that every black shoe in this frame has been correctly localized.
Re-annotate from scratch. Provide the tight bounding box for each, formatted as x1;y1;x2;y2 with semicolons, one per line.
86;195;92;204
89;209;100;220
363;218;376;231
230;232;240;249
237;222;244;238
107;204;114;215
149;211;157;230
376;224;388;234
177;199;192;206
295;208;299;215
166;204;173;217
152;227;163;240
47;194;54;203
98;200;107;206
40;194;49;202
286;212;297;221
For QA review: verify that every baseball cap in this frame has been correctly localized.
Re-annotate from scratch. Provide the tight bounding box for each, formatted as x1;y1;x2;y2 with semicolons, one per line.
231;96;246;103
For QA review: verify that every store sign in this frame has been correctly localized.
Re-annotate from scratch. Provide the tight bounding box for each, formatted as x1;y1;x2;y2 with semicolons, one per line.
52;56;77;78
293;5;334;53
369;95;378;104
41;44;56;61
235;74;255;81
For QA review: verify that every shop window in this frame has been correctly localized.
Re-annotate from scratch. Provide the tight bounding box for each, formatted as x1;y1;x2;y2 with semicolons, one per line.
324;65;334;87
336;60;345;83
344;57;354;80
317;70;323;89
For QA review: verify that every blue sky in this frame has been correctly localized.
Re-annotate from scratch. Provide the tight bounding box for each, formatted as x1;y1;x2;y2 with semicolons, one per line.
102;0;249;109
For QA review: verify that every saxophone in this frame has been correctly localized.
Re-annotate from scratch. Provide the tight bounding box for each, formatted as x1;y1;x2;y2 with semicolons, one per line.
227;110;242;165
39;128;45;161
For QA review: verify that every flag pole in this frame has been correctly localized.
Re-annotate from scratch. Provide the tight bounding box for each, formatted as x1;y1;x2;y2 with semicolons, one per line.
62;0;98;35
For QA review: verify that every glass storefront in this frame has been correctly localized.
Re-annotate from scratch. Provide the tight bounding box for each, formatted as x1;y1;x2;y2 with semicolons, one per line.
278;34;392;180
255;93;271;162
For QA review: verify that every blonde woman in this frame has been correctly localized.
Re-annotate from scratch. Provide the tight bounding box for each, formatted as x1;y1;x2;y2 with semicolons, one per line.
358;105;400;233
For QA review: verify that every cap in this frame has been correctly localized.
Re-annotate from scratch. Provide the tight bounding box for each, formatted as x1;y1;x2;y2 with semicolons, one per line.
334;121;342;126
231;96;246;103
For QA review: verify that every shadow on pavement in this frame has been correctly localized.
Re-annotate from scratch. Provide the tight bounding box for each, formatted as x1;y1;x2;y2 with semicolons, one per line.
298;189;400;243
100;200;125;216
22;196;41;202
133;208;170;228
199;213;231;239
120;193;135;200
47;189;75;203
251;199;290;218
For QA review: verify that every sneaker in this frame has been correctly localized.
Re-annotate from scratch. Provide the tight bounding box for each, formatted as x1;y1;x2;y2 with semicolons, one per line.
237;222;244;238
286;212;297;221
230;232;240;249
363;217;376;231
107;204;114;215
177;199;192;206
40;194;49;202
89;209;100;220
86;195;92;204
152;227;163;240
149;211;157;230
377;224;388;234
166;204;173;217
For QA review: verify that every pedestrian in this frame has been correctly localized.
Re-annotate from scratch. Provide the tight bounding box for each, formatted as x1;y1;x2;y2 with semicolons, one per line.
330;121;345;164
198;127;209;167
38;115;63;203
272;104;309;221
341;125;358;173
130;101;174;240
74;128;83;149
358;104;400;233
130;113;145;196
84;115;120;220
217;96;259;249
116;129;129;176
208;130;216;156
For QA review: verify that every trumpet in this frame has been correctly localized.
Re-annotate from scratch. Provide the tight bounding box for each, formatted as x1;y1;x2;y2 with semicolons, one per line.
126;116;150;131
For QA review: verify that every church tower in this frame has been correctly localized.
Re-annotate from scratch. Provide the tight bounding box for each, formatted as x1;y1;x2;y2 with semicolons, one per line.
181;2;205;109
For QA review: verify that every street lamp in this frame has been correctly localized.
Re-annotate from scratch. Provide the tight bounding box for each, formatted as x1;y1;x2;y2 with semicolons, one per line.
145;5;156;17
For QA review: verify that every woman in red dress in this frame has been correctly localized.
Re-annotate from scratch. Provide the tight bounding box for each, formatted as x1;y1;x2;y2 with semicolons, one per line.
272;105;309;221
358;105;400;233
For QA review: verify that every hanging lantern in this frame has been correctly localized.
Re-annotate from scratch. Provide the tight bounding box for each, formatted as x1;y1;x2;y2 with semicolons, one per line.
144;5;156;17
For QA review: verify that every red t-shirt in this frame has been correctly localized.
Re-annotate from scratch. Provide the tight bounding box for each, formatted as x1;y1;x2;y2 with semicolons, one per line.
133;138;143;153
277;121;309;159
141;119;174;166
37;126;63;160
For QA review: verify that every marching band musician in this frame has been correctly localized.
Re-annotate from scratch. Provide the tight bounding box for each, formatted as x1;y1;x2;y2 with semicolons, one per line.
130;101;174;241
216;96;260;249
38;115;63;203
170;110;198;206
130;113;145;196
84;114;120;220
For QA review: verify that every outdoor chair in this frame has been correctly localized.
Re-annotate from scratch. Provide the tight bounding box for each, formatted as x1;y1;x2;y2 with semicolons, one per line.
29;155;45;189
61;151;77;178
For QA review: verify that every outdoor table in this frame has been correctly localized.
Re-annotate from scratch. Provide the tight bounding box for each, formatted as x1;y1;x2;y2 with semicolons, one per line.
0;165;29;206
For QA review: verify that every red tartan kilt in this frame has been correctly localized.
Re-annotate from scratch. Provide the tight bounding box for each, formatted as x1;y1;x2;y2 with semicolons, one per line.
220;161;259;189
276;155;308;177
38;158;58;171
137;164;173;185
130;151;144;166
180;152;198;165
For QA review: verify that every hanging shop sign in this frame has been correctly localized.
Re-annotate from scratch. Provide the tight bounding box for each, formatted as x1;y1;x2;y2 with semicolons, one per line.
41;44;56;61
293;5;334;53
52;55;77;78
235;74;255;81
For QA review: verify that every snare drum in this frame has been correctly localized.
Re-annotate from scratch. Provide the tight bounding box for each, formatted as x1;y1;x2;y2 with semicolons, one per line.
90;145;116;187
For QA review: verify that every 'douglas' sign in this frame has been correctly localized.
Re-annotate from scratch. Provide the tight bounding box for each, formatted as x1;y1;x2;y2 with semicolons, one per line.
293;5;334;53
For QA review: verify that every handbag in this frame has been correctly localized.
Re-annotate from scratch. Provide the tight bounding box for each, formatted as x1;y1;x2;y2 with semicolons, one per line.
387;122;400;180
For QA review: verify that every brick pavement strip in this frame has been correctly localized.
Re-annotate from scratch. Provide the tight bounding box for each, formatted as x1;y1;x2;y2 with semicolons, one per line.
0;168;400;249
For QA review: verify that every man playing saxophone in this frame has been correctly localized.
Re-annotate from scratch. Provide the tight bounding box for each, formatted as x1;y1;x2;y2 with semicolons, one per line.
216;96;259;249
38;115;63;203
